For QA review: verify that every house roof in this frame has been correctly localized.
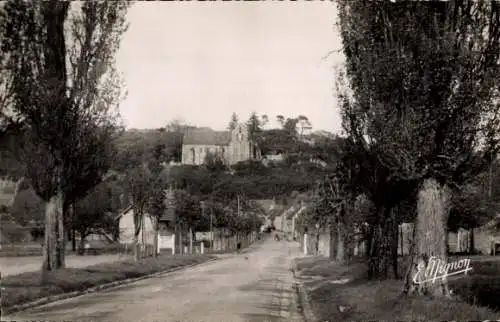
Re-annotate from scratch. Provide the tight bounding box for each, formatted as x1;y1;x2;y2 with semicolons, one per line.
285;206;300;220
183;128;231;146
115;202;176;222
114;205;133;221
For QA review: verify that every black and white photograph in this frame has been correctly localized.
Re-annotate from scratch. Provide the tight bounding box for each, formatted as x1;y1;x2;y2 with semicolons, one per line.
1;0;500;321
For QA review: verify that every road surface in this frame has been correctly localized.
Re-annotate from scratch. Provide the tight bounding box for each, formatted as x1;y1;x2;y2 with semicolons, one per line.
3;237;304;322
0;254;130;277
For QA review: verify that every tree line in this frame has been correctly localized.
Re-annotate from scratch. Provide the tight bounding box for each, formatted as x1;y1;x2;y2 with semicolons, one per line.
298;0;500;299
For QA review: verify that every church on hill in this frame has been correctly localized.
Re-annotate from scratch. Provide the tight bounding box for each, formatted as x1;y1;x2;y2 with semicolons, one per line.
181;123;261;166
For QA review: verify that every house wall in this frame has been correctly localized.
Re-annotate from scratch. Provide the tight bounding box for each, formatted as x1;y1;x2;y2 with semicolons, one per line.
182;144;227;165
273;215;283;231
283;218;293;234
157;221;176;253
473;226;500;255
447;228;471;253
299;221;500;258
307;227;365;259
398;222;500;255
317;231;331;257
118;210;155;245
180;124;261;166
265;154;284;162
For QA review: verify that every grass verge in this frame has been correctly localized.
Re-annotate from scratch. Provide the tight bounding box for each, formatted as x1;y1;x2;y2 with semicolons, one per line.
1;254;215;309
293;256;500;321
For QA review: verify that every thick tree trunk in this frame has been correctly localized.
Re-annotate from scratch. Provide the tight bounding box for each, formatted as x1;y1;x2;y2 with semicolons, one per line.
56;200;65;267
78;232;86;255
70;205;79;251
400;224;404;256
368;207;396;279
315;226;320;255
391;208;399;279
72;224;76;252
189;227;193;254
42;192;64;279
133;209;142;261
365;224;373;259
403;178;451;298
336;221;346;262
329;223;337;259
469;228;475;254
153;218;159;258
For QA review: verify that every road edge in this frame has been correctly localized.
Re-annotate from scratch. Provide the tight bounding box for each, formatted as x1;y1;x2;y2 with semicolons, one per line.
2;257;219;316
292;263;319;322
294;280;318;322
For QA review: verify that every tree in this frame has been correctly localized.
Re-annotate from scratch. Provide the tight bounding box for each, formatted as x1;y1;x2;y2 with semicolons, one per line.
73;183;115;254
260;114;269;127
174;189;201;253
283;117;299;139
165;118;188;133
147;143;168;257
204;152;227;174
297;115;312;137
247;112;262;142
147;180;166;258
0;1;129;275
124;165;153;260
276;115;285;128
228;113;238;131
10;186;45;226
337;0;500;296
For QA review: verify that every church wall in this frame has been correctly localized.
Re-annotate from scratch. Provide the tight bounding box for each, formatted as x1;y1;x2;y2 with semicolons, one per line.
182;144;228;165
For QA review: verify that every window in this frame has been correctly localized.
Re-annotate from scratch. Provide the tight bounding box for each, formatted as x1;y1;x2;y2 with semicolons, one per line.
191;148;195;164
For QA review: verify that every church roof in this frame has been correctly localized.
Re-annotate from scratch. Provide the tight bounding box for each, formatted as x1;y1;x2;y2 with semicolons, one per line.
183;128;231;146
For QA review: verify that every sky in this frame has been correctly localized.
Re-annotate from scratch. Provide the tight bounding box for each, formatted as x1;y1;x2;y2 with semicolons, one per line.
115;1;345;133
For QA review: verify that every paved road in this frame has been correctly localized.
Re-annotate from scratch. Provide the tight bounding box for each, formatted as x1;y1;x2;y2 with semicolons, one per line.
3;238;304;322
0;254;130;277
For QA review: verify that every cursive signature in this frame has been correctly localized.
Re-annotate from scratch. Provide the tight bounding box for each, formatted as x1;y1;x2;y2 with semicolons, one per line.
413;256;473;285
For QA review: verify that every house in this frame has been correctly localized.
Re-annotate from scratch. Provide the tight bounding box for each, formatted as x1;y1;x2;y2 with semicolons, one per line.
116;205;155;248
398;216;500;256
116;188;177;254
181;123;261;166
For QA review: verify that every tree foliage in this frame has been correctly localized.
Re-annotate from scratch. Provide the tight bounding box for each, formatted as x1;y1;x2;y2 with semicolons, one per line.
338;0;500;190
228;112;238;131
73;182;116;241
10;187;45;226
0;0;130;271
337;0;500;283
